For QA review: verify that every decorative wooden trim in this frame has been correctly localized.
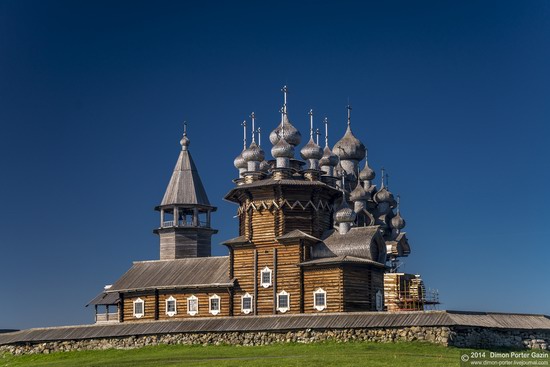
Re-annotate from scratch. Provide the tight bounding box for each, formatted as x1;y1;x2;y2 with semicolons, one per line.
236;199;331;215
260;266;272;288
133;298;144;318
186;295;198;316
276;290;290;313
313;288;327;311
209;294;221;315
165;296;177;317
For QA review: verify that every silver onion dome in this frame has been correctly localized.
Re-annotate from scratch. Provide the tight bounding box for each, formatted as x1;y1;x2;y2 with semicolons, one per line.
233;150;247;170
391;212;406;230
300;138;323;160
242;141;265;162
374;186;394;204
359;159;375;181
180;134;190;151
269;114;302;147
319;146;339;167
271;137;295;158
333;126;366;161
335;200;356;223
349;182;367;202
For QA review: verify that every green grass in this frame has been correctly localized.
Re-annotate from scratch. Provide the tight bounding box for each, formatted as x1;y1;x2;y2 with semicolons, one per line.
1;341;487;367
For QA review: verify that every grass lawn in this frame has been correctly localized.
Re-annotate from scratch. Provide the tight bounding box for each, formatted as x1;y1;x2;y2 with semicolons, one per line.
1;341;485;367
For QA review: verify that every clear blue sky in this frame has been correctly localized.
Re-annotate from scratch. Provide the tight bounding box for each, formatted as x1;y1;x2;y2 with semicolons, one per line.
1;1;549;329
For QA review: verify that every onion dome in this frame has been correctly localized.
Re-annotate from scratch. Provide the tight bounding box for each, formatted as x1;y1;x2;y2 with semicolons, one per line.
271;137;294;158
300;138;323;160
233;150;247;170
269;114;302;147
335;199;356;223
180;132;191;150
349;182;367;202
374;186;394;203
391;212;406;230
242;141;265;163
359;159;375;181
333;126;366;161
319;146;339;167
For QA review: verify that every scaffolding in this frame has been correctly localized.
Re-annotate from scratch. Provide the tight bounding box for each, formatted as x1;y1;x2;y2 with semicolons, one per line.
384;273;440;312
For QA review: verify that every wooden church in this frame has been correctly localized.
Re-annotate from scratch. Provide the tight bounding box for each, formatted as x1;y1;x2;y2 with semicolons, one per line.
88;87;437;323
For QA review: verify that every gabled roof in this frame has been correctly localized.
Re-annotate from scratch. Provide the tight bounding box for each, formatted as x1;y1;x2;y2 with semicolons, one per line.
159;149;211;208
299;255;386;268
311;226;387;264
276;230;321;244
107;257;233;293
221;235;251;247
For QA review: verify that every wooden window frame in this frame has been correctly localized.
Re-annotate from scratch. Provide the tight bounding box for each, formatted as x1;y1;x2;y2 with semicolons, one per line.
260;267;272;288
166;296;177;317
241;293;253;314
209;294;221;315
187;295;198;316
276;290;290;313
313;288;326;311
133;297;145;318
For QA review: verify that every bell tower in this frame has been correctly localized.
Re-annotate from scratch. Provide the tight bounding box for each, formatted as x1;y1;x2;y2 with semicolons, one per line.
154;123;218;259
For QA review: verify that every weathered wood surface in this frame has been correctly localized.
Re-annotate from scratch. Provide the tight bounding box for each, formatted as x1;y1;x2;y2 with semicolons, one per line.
2;311;549;345
343;264;384;312
303;267;343;313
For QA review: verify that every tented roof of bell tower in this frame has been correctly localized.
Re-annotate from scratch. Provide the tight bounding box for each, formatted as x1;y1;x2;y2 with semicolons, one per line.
158;130;212;209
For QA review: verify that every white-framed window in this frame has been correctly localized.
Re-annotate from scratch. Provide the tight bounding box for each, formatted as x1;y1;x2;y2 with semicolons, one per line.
133;297;144;318
277;290;290;313
209;294;221;315
260;266;272;288
166;296;177;317
187;295;198;316
241;293;253;314
313;288;327;311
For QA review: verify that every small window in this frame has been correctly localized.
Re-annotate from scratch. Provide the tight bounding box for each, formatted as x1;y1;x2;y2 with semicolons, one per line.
277;290;290;313
166;296;177;317
133;298;144;318
313;288;326;311
187;295;198;316
241;293;253;314
209;294;221;315
375;290;384;311
260;267;272;288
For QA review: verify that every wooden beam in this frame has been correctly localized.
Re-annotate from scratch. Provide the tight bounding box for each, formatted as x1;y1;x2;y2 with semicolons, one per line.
253;249;258;316
154;289;159;320
273;248;277;314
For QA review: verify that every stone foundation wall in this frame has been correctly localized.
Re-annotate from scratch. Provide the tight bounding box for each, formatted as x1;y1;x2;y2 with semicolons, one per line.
1;327;548;355
449;327;550;350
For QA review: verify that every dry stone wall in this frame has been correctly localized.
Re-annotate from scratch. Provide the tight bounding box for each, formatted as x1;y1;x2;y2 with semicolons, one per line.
1;326;549;355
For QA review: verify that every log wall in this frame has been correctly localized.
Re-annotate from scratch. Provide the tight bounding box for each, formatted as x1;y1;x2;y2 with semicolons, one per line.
303;266;343;313
343;265;384;312
122;290;231;322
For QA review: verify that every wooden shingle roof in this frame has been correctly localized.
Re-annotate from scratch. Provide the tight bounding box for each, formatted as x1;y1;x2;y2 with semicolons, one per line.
107;257;233;293
159;148;211;208
311;227;387;264
1;311;549;346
